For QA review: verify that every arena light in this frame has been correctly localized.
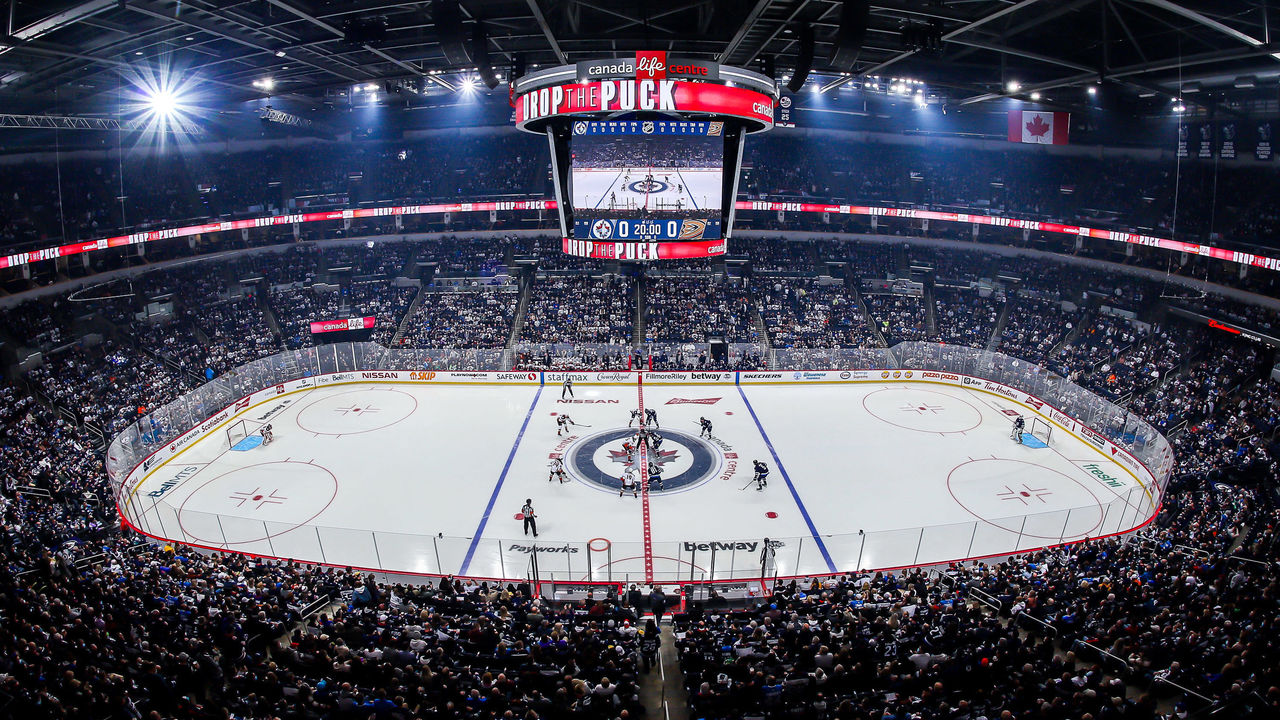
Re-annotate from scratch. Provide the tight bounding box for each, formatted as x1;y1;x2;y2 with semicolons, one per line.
1006;80;1020;93
119;62;206;148
149;89;176;116
253;77;275;92
461;77;478;92
1087;86;1097;96
1029;91;1041;101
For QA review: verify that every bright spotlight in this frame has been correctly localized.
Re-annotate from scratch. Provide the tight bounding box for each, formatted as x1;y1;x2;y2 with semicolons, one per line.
461;77;478;92
149;90;176;116
1029;91;1041;101
1006;80;1020;93
1087;85;1098;96
120;62;206;146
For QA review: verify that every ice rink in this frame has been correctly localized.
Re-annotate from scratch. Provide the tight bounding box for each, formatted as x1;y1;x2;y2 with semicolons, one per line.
122;376;1158;585
572;167;721;212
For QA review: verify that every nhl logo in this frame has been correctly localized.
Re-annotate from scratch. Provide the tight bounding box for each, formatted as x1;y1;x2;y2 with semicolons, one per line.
591;219;614;239
573;121;588;135
642;121;655;134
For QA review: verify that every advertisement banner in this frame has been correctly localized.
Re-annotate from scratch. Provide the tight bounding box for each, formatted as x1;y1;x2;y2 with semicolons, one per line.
310;316;376;334
643;371;734;384
515;79;774;128
561;237;727;260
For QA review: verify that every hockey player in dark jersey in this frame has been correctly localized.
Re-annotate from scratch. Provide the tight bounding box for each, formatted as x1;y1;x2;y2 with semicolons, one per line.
698;416;713;438
752;460;770;491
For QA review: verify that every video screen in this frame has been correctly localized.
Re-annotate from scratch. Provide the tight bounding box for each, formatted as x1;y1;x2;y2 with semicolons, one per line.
570;120;724;240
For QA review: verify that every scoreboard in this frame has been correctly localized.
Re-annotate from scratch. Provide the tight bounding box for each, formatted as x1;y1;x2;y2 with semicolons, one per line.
511;51;776;260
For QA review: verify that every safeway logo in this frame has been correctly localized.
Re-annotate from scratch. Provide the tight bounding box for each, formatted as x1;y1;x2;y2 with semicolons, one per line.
666;397;721;405
636;51;666;80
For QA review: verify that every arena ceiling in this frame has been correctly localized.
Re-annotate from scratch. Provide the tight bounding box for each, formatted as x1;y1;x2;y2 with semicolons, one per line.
0;0;1279;118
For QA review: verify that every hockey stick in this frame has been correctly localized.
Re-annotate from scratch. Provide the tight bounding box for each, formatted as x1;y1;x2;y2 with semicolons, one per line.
572;422;593;428
740;477;761;491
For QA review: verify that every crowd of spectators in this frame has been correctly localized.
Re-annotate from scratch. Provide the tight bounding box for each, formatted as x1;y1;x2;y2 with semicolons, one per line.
520;276;634;345
933;290;1002;347
399;289;516;348
644;277;758;344
864;294;927;344
2;233;1280;719
754;279;877;348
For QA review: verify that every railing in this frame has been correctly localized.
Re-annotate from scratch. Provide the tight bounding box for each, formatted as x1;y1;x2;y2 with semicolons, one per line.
107;341;1173;584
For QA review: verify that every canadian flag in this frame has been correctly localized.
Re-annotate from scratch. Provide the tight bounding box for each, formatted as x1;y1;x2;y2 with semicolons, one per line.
1008;110;1069;145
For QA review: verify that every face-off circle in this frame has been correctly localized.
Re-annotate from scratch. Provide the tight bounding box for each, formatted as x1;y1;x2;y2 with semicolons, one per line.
861;387;983;434
295;388;418;435
177;460;338;545
625;178;671;194
946;458;1104;540
564;428;721;495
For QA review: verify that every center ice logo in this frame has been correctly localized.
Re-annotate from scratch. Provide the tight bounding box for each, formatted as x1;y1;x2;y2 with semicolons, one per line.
565;428;721;495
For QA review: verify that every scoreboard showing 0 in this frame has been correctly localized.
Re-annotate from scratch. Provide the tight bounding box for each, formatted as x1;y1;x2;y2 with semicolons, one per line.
576;217;723;240
569;119;725;242
513;52;774;259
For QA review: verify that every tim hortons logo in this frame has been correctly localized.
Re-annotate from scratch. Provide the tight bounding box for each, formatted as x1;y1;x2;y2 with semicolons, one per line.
666;397;721;405
636;51;666;80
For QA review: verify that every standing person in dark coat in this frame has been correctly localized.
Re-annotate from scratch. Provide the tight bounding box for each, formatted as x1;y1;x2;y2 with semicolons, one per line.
649;586;668;623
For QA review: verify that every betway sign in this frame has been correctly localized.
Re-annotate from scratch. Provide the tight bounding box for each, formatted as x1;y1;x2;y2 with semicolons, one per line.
516;79;773;128
310;316;376;334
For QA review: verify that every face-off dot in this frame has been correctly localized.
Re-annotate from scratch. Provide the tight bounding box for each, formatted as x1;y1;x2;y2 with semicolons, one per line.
766;511;778;519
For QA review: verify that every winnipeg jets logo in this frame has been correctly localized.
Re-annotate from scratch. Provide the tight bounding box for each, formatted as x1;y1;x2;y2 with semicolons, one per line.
591;219;613;239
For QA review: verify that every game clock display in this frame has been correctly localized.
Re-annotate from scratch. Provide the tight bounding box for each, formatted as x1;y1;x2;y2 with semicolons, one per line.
574;217;722;240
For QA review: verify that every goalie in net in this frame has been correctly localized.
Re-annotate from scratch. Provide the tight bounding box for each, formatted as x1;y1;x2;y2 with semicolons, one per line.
226;419;274;449
1011;415;1053;446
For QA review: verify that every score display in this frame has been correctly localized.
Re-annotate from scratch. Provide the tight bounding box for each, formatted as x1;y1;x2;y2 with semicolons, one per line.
569;120;724;241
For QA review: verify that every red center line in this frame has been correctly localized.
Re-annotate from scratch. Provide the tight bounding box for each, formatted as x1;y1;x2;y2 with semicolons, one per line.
637;374;654;584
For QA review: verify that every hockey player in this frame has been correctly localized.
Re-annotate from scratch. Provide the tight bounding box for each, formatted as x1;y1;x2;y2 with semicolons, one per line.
648;432;663;451
557;414;575;436
1011;415;1026;444
621;438;636;461
677;183;683;194
645;408;658;428
548;457;568;483
699;416;713;439
752;460;770;491
648;464;664;491
619;469;639;498
561;377;574;399
261;423;274;446
629;408;642;427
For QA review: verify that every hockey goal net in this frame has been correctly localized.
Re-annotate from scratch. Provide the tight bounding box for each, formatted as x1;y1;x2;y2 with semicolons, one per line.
226;419;253;449
1029;417;1053;445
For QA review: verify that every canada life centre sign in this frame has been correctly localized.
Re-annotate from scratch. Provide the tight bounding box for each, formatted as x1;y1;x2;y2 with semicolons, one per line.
514;51;774;131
